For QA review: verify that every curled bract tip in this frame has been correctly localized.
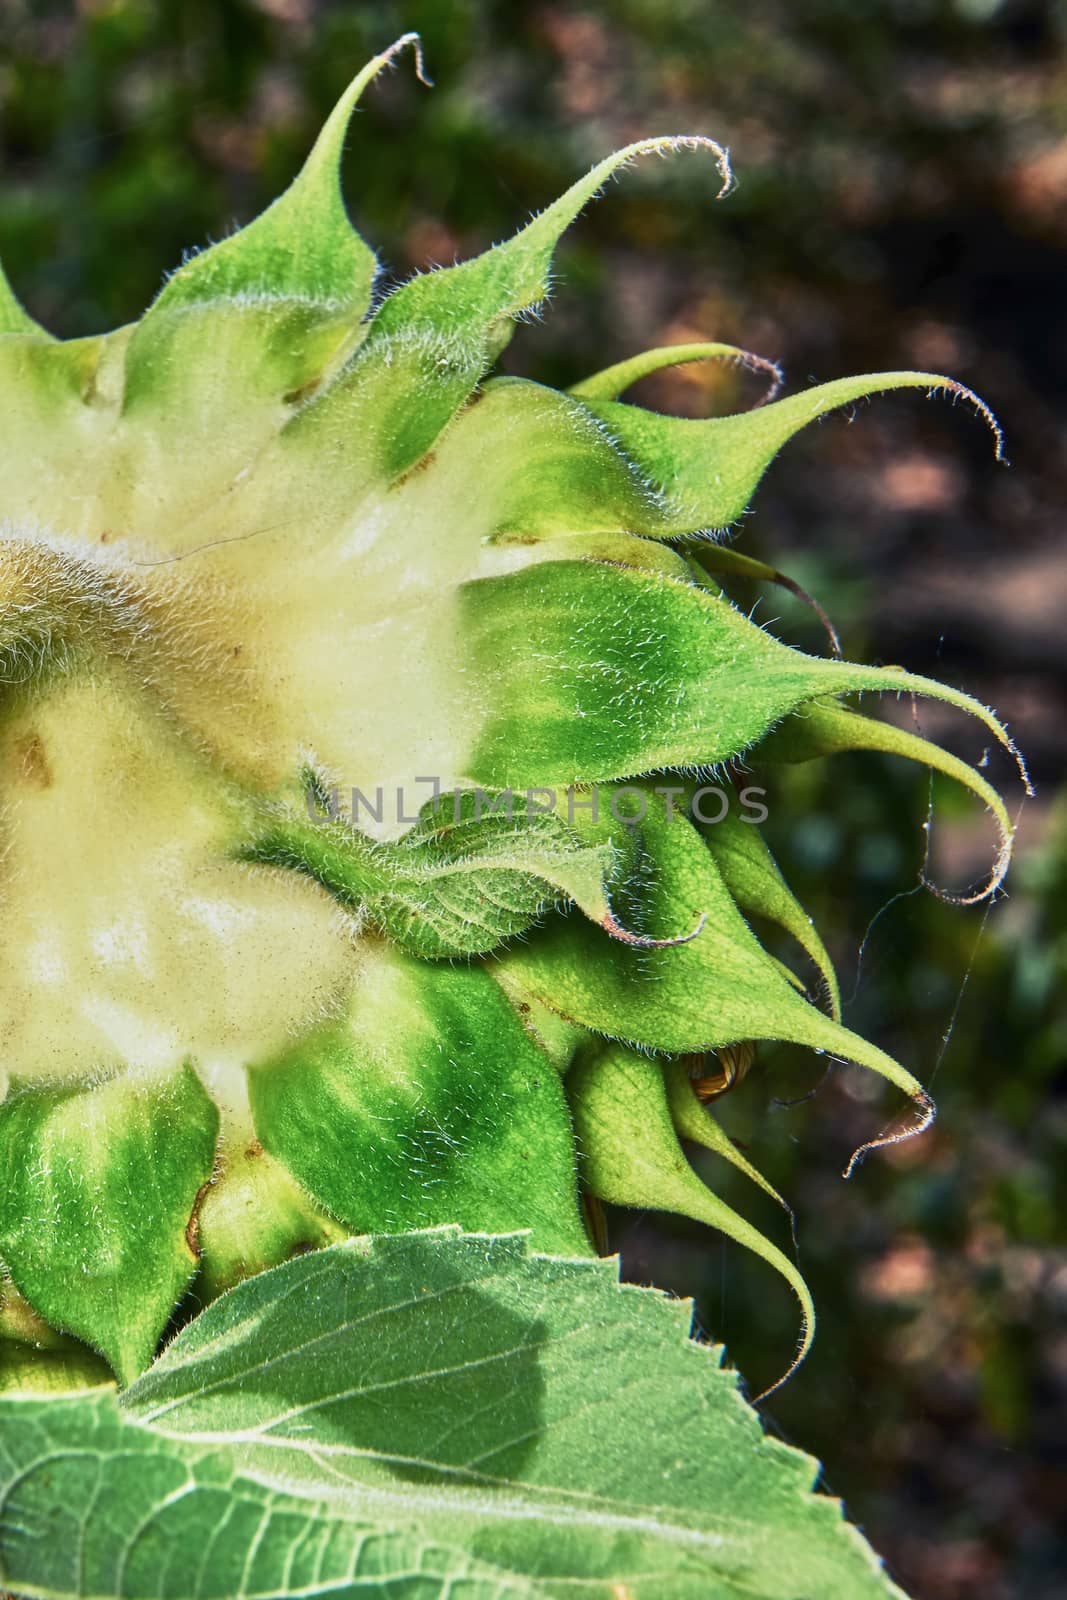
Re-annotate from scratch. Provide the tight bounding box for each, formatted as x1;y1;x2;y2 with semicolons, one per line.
919;812;1018;908
600;907;708;949
931;376;1007;463
742;348;785;407
617;134;734;202
377;32;433;88
850;665;1031;898
569;341;782;408
842;1088;936;1180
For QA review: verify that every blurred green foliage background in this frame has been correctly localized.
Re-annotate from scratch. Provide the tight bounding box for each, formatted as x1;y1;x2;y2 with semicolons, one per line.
1;3;1064;1596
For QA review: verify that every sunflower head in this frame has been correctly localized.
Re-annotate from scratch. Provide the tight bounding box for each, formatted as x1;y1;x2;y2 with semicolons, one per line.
0;36;1021;1393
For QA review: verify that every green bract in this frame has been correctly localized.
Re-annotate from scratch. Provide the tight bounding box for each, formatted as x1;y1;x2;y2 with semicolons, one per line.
0;37;1023;1394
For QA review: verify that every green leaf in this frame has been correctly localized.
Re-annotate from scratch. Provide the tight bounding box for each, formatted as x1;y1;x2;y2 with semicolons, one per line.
245;786;621;957
0;1393;538;1600
462;558;1018;791
248;944;588;1255
0;1064;219;1384
0;1232;909;1599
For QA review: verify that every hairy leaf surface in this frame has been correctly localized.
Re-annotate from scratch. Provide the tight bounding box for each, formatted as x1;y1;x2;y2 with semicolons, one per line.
0;1232;906;1600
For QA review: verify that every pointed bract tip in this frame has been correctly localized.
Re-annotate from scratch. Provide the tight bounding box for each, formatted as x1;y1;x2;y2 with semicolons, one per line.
751;1319;813;1405
842;1088;936;1180
137;33;435;327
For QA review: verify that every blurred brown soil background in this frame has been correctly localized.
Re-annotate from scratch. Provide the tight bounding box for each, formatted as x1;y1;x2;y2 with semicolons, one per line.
1;3;1064;1596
